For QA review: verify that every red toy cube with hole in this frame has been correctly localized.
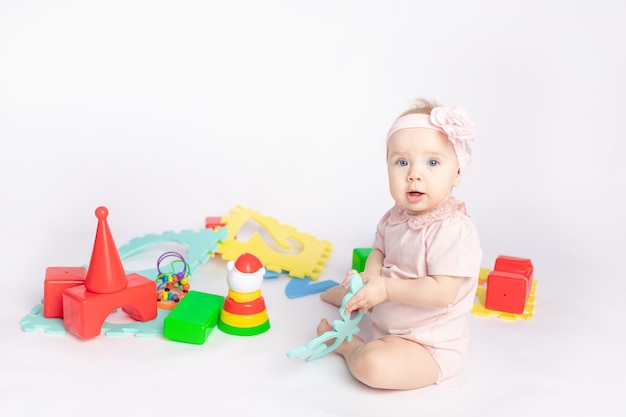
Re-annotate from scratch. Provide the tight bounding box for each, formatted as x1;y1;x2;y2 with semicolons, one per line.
485;255;534;314
43;266;87;318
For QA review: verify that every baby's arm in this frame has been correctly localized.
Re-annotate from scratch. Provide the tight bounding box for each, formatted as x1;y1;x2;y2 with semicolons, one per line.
344;269;464;313
384;274;464;308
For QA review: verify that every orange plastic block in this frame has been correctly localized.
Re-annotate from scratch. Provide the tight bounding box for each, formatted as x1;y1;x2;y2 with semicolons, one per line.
43;267;87;318
62;273;157;340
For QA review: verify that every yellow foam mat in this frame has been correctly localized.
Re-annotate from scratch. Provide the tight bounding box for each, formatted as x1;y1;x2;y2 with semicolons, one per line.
216;206;333;280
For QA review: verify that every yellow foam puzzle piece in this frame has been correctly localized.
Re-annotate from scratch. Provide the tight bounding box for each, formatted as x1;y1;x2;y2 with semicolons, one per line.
216;206;333;280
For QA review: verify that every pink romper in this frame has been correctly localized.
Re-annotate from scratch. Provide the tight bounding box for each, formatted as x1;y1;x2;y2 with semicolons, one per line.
370;197;483;382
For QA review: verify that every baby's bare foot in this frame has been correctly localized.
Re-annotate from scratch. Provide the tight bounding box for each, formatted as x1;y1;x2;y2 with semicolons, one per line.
317;318;334;337
320;285;349;307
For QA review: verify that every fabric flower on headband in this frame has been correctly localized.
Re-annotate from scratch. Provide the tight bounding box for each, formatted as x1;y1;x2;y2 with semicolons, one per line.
430;106;476;145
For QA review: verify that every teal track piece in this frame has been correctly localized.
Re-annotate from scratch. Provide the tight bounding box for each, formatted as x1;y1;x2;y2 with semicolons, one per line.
117;227;228;279
287;274;365;360
20;304;67;335
100;308;169;337
20;303;170;338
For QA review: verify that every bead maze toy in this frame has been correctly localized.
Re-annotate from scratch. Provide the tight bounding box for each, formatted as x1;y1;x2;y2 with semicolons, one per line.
216;206;333;280
218;253;271;336
287;273;365;361
155;251;191;309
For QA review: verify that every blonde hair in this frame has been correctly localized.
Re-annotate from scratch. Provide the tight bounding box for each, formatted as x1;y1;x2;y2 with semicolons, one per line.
398;97;441;117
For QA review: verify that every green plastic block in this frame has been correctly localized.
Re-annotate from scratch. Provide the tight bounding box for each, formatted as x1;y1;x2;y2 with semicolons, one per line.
352;248;372;272
163;291;225;344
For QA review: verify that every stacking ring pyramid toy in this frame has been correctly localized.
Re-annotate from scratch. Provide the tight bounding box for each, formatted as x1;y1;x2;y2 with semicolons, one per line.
218;253;270;336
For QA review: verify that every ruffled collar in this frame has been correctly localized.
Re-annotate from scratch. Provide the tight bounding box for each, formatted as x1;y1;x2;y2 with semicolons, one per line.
387;197;468;230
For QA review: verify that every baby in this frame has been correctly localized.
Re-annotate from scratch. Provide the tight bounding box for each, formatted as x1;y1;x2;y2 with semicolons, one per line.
319;98;483;390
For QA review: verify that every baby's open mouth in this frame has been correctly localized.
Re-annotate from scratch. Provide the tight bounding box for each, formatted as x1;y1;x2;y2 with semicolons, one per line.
407;191;424;203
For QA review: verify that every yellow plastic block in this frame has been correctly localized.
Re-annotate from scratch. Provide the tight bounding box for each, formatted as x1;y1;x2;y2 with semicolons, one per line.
216;206;333;280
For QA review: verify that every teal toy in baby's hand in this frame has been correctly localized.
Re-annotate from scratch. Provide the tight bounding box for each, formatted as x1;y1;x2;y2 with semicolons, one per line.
287;273;365;361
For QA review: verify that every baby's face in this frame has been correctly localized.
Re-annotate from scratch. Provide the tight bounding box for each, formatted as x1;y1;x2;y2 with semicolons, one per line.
386;128;460;216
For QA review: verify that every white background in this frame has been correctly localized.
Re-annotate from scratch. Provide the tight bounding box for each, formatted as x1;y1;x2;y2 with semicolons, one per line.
1;1;624;416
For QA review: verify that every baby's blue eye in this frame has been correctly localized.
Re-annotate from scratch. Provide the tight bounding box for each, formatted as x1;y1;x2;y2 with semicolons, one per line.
428;159;439;167
397;160;408;167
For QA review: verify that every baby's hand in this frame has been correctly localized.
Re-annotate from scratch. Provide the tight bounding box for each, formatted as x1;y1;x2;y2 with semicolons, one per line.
343;273;387;314
342;269;360;287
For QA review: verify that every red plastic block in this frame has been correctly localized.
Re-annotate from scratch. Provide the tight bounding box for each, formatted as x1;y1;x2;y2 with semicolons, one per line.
43;267;87;318
205;216;225;229
62;273;157;340
84;206;128;294
493;255;533;298
485;271;528;314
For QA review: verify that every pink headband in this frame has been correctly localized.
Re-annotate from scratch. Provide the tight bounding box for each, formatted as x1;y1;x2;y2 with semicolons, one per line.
386;106;475;172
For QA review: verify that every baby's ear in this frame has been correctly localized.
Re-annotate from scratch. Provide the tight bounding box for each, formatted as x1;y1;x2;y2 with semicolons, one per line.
453;168;461;187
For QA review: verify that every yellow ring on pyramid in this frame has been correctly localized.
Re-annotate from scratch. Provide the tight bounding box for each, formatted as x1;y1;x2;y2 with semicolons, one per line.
220;309;268;327
227;289;262;303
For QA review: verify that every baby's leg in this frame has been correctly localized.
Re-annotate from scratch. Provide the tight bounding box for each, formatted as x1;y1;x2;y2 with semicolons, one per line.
320;285;349;307
338;335;440;390
316;318;366;354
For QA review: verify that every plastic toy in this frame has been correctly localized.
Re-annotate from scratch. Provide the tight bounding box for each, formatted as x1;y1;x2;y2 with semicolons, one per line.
21;302;169;338
117;227;227;280
284;276;339;299
21;303;70;335
287;273;365;361
155;251;191;309
218;253;271;336
485;255;534;314
352;248;372;272
216;206;333;280
205;216;225;229
43;266;88;318
472;258;537;321
61;206;158;340
163;291;225;344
